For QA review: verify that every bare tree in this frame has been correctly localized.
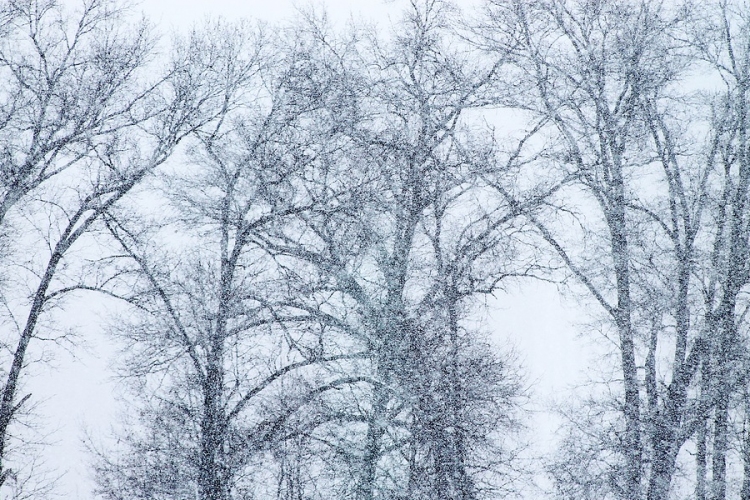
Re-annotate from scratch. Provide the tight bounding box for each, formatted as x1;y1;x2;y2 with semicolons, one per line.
253;2;535;499
91;17;376;500
681;2;750;498
0;0;232;493
89;2;538;499
0;0;154;490
64;1;750;499
475;0;721;498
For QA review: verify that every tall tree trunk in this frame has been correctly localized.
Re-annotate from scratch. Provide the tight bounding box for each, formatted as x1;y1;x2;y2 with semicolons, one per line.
447;286;472;500
712;394;729;500
712;249;744;500
199;197;233;500
646;319;706;500
0;250;62;487
358;385;388;500
711;299;739;500
741;394;750;500
199;350;228;500
647;426;677;500
697;414;708;500
696;356;711;500
607;196;642;500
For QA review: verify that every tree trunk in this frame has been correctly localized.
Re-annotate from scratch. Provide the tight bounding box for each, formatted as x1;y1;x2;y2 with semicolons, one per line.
607;198;642;500
0;243;67;486
199;352;228;500
447;287;472;500
647;427;677;500
696;356;711;500
712;296;740;500
697;414;708;500
741;396;750;500
712;395;729;500
358;384;388;500
646;335;706;500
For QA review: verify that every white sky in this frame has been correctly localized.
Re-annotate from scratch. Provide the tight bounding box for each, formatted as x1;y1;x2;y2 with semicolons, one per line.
32;1;589;498
140;0;404;30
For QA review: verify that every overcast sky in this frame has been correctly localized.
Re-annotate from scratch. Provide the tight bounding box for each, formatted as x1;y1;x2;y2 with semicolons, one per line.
32;1;592;498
